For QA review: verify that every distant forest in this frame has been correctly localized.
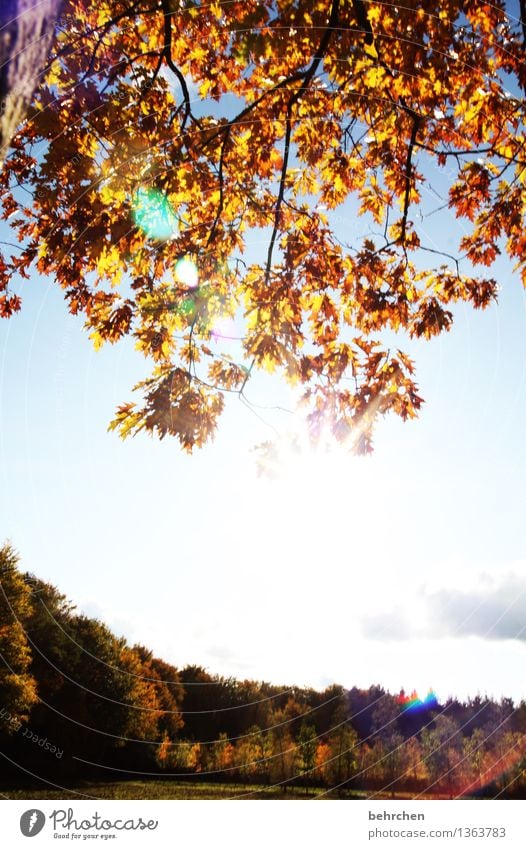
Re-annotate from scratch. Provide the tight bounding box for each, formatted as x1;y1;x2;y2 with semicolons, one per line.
1;543;525;798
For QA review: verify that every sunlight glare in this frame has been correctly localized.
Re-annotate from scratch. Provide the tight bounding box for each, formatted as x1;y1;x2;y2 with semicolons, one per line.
174;257;198;289
211;316;237;342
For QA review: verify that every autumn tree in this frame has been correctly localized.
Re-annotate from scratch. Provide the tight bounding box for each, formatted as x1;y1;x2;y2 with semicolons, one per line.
0;0;525;451
371;696;405;795
294;721;318;786
462;728;490;794
27;609;153;756
21;573;76;701
233;724;274;782
0;543;38;731
178;666;246;740
321;695;359;788
401;735;429;791
132;648;184;740
209;731;235;775
18;573;185;768
267;700;300;785
421;714;463;798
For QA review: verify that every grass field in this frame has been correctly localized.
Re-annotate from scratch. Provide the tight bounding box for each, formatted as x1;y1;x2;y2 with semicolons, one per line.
0;781;338;800
0;781;467;800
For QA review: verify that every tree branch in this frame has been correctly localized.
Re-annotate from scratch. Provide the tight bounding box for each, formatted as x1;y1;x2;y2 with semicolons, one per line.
206;128;230;248
160;0;191;129
400;114;421;244
263;100;293;287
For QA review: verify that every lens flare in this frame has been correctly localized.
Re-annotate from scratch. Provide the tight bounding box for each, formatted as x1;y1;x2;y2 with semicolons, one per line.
211;316;237;342
397;688;438;713
175;257;198;289
179;296;196;317
132;187;178;241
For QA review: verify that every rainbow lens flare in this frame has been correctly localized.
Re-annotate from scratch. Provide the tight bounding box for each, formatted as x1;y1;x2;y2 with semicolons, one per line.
132;187;178;241
175;257;198;289
397;689;439;712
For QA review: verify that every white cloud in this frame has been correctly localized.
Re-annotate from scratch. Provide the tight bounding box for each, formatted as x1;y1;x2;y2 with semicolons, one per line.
360;561;526;643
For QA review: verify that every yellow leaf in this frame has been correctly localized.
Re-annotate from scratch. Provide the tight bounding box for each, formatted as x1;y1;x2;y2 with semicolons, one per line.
364;42;379;60
45;60;62;88
364;66;384;87
90;330;105;351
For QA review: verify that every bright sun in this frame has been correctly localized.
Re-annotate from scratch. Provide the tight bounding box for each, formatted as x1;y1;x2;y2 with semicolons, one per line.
225;427;434;692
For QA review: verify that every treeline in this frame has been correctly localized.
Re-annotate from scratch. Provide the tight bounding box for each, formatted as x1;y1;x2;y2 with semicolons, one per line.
1;543;525;797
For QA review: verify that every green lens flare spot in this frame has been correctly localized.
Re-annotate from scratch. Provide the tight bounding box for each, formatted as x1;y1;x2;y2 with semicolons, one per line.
132;187;178;241
180;298;195;316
